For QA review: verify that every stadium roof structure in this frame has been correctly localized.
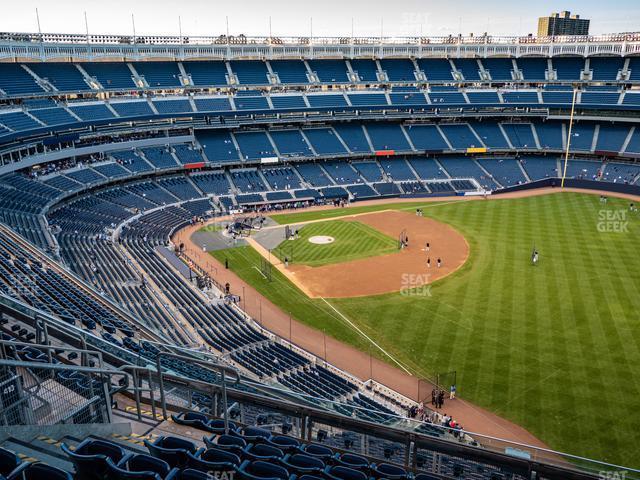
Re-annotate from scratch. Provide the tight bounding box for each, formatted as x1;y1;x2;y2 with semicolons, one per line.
1;31;640;61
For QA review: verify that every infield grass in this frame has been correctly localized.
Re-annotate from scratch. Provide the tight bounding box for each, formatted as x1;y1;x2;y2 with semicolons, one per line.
212;192;640;468
272;220;398;267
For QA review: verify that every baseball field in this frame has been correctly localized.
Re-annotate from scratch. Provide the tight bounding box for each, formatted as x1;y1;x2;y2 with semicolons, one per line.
210;191;640;468
271;220;398;267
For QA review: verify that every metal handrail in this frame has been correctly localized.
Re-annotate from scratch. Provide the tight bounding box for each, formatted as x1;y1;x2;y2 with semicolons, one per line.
0;358;123;375
2;30;640;46
155;351;240;434
0;339;105;369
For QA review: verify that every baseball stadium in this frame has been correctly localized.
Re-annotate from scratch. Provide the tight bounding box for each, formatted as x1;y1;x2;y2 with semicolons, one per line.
0;2;639;479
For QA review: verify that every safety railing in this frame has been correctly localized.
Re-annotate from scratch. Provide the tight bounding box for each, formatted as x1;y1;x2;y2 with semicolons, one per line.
0;356;125;427
1;293;638;479
1;31;640;47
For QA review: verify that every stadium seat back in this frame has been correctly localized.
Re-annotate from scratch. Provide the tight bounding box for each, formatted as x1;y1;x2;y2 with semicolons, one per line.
8;462;73;480
0;448;21;476
144;437;197;469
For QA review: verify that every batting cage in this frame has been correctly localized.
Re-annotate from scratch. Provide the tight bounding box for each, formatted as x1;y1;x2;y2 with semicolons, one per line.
259;257;273;282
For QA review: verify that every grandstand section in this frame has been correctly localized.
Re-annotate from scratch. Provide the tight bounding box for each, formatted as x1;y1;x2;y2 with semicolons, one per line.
0;25;639;480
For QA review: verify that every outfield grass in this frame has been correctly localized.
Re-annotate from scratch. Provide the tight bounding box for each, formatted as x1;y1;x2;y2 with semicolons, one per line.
272;220;398;267
271;203;435;225
213;192;640;467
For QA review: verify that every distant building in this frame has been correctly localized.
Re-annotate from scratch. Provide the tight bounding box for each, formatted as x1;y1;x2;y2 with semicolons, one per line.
538;11;590;37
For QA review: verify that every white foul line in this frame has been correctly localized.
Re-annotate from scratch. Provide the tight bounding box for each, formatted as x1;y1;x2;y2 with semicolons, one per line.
252;266;268;280
320;297;413;375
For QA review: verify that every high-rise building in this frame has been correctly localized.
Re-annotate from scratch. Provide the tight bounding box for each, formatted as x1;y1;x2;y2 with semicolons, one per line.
538;11;590;36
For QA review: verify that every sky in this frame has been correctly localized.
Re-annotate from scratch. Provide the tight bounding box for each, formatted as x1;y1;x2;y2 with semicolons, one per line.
0;0;638;38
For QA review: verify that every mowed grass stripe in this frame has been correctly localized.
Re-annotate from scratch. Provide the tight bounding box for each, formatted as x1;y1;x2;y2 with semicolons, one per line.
273;220;398;267
216;193;640;467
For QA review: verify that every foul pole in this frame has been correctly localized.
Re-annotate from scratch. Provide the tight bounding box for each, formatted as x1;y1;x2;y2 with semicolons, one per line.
561;86;579;188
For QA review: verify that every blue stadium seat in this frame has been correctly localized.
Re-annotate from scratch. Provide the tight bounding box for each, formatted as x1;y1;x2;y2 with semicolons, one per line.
280;454;325;475
269;61;310;84
404;125;449;151
347;93;388;106
186;447;241;472
234;96;270;110
0;64;45;95
502;90;539;104
107;454;171;480
230;61;270;85
28;63;91;91
81;62;137;89
166;469;216;480
417;59;454;81
439;124;482;150
308;60;350;83
235;132;276;160
349;60;380;82
69;102;116;120
306;94;348;108
302;128;347;155
371;462;407;479
595;124;630;152
270;130;314;157
133;62;182;88
516;57;548;81
324;465;367;480
238;460;293;480
333;124;371;153
7;462;73;480
194;96;232;112
0;448;23;478
204;434;247;455
197;130;240;164
242;444;284;462
529;122;560;151
333;453;369;470
183;62;229;86
153;99;193;114
265;436;300;453
501;123;537;149
466;91;500;104
389;91;428;106
171;411;219;432
453;58;482;81
270;95;306;109
482;58;514;81
379;59;417;82
110;100;154;117
589;57;624;81
144;436;197;469
470;122;510;149
61;438;127;479
552;57;585;81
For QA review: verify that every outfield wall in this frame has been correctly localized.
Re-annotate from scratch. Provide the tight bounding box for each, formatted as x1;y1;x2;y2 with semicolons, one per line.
493;178;640;197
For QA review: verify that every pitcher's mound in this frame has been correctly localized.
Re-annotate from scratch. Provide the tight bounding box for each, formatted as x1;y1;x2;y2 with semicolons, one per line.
308;235;335;245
